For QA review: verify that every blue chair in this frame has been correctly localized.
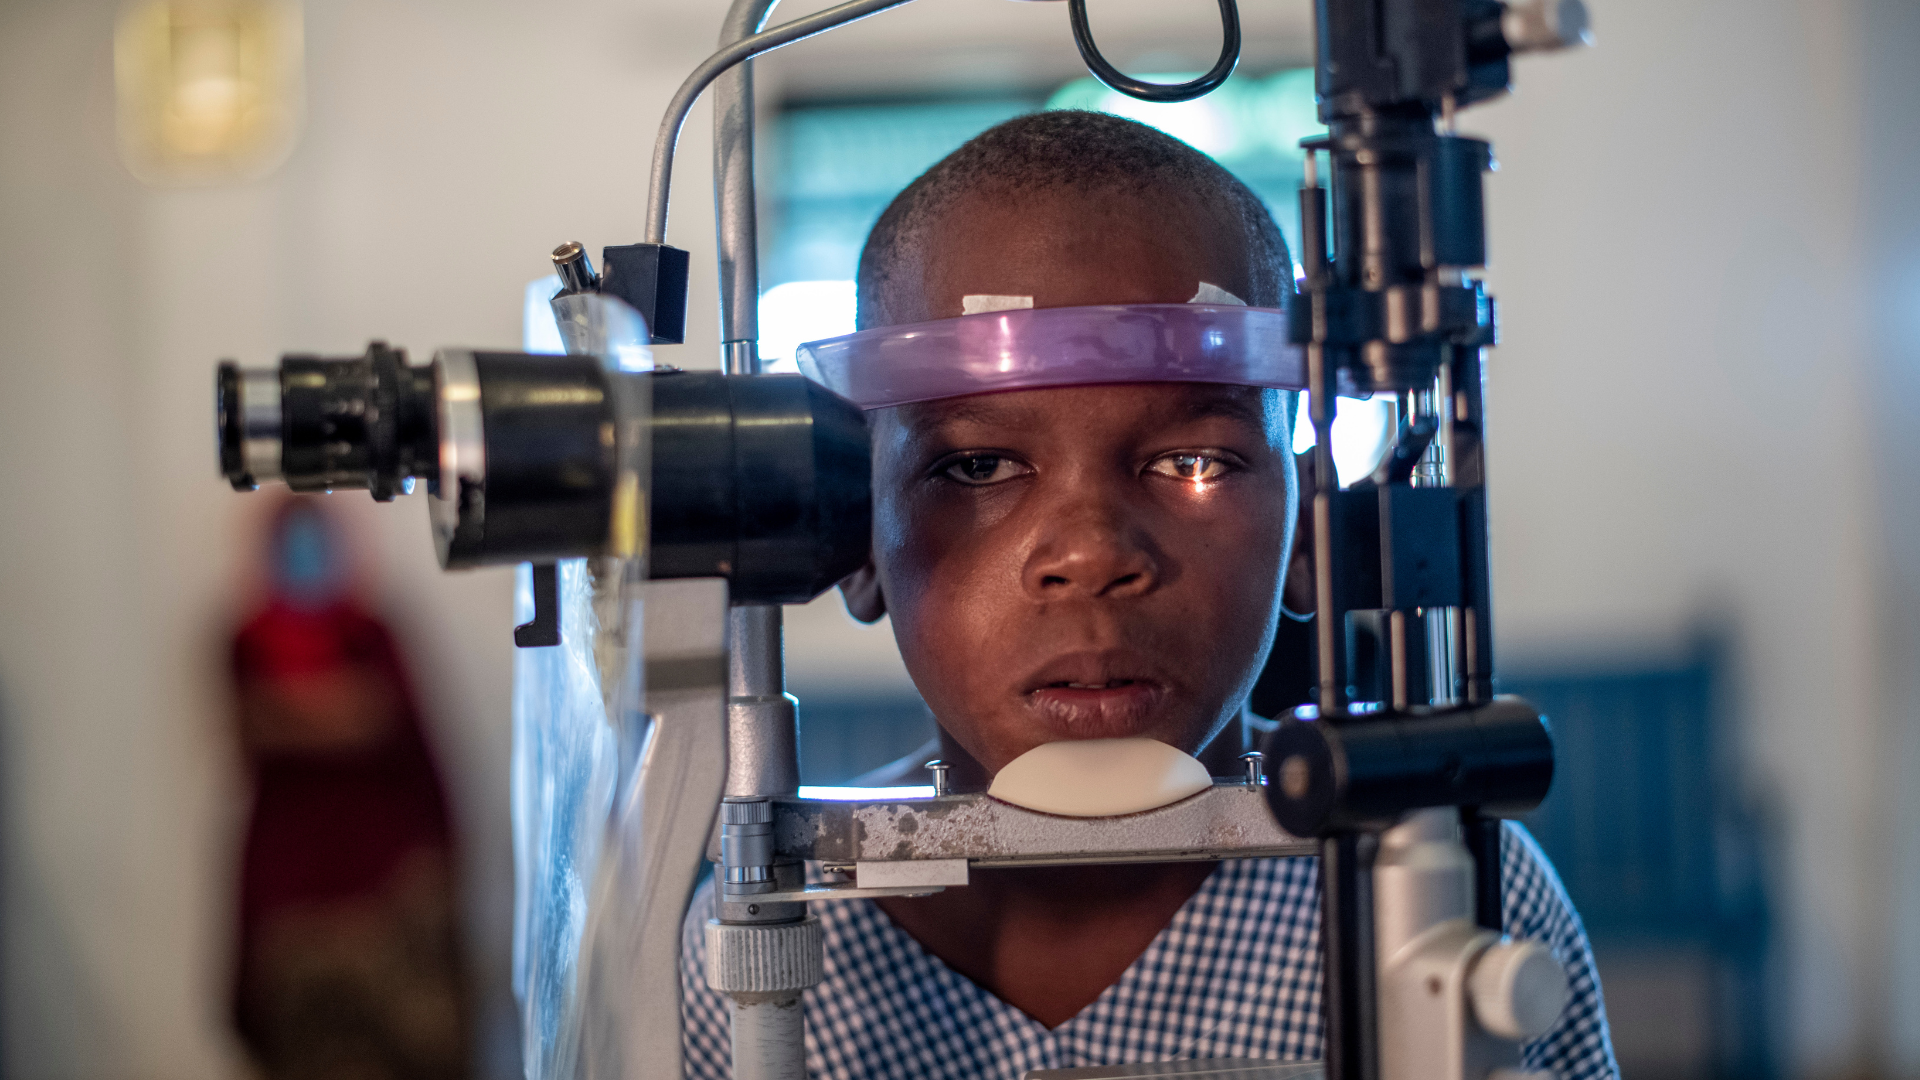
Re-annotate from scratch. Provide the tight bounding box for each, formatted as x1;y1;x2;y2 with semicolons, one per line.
1504;635;1774;1080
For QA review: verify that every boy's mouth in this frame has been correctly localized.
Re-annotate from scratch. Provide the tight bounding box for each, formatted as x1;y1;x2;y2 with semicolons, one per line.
1022;657;1169;738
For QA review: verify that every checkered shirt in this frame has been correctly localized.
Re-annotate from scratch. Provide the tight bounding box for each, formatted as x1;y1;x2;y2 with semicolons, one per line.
681;822;1617;1080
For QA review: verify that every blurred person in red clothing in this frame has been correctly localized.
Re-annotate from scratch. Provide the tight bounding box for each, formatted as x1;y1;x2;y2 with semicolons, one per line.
229;496;471;1080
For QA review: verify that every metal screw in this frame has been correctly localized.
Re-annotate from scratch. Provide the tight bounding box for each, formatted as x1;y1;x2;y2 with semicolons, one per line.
925;759;952;797
1240;751;1265;787
550;240;598;293
821;863;855;877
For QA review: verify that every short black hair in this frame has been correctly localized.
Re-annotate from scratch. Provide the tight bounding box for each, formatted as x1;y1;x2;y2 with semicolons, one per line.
856;109;1292;328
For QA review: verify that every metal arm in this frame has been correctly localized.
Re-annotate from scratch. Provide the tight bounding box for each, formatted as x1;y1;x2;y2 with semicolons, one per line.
645;0;921;245
577;579;731;1080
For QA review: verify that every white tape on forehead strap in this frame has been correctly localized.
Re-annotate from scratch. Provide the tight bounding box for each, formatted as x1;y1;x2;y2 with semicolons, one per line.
1190;282;1246;306
963;285;1241;312
801;282;1301;408
961;294;1034;315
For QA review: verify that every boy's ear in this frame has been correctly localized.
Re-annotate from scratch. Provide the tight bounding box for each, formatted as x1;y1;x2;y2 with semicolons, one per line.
1282;448;1317;616
838;561;887;624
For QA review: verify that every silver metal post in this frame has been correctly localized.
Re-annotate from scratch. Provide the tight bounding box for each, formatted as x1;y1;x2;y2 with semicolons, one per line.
1430;362;1463;705
706;8;816;1080
925;759;952;796
715;0;775;360
727;606;799;797
1405;375;1459;706
1240;752;1265;787
711;0;802;802
726;995;808;1080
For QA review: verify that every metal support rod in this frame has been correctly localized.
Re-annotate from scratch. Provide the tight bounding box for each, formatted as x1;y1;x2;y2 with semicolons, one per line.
1461;807;1504;932
1419;366;1460;706
1449;346;1495;704
1387;610;1409;712
1320;833;1377;1080
728;995;807;1080
1446;342;1506;932
1309;343;1345;715
727;605;800;797
645;0;920;244
710;0;802;803
705;15;813;1080
1425;608;1457;706
1401;377;1459;707
715;0;778;356
1299;165;1343;715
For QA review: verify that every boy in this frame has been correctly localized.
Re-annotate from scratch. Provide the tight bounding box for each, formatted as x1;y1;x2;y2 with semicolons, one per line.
682;110;1617;1079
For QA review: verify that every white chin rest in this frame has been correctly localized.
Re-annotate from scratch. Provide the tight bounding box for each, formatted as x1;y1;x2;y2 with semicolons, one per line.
987;738;1214;817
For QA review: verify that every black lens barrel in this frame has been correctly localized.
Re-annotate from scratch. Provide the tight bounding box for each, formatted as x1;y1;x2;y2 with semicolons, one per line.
447;352;621;566
445;362;870;603
648;370;871;604
215;347;871;605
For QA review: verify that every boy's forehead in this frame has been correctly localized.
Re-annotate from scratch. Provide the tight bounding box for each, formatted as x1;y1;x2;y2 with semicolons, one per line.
897;186;1255;324
884;383;1285;444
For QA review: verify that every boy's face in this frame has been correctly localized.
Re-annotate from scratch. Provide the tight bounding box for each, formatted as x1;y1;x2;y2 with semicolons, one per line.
844;186;1296;778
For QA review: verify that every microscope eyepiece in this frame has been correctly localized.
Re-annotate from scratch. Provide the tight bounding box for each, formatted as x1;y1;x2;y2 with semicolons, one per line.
212;347;871;604
216;360;285;491
216;343;437;499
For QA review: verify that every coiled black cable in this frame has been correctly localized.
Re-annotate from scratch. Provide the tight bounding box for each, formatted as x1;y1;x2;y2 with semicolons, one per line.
1067;0;1241;104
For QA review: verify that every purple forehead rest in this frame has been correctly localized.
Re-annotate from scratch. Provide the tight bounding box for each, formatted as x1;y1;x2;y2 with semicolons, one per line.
796;303;1307;410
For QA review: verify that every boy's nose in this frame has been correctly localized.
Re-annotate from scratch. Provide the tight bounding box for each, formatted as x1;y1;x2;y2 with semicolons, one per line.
1020;508;1160;601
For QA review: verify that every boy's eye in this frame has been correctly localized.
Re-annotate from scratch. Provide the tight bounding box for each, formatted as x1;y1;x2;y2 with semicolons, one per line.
1149;452;1234;484
939;454;1030;486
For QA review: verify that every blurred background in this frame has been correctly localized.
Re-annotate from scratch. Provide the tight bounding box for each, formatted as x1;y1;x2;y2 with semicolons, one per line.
3;0;1919;1077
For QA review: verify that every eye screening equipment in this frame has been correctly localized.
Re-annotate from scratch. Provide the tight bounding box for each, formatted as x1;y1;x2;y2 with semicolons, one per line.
208;0;1592;1078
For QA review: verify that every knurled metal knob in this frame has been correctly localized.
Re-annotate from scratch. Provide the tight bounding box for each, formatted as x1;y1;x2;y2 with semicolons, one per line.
722;796;775;824
705;917;825;994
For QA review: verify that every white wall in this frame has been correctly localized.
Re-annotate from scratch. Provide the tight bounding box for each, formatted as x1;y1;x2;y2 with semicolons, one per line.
1468;1;1906;1072
0;0;725;1074
2;0;1917;1077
